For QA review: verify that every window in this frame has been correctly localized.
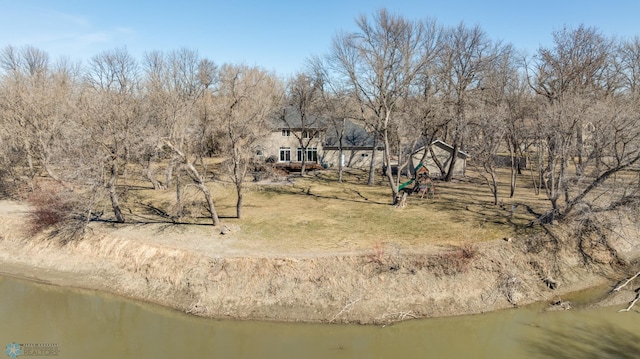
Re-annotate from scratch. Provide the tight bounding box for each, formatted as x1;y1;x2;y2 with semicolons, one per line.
296;147;318;162
307;147;318;162
281;129;291;137
279;147;291;162
303;130;318;139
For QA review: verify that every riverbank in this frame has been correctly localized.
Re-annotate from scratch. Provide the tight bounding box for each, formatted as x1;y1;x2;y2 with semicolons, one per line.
0;200;637;324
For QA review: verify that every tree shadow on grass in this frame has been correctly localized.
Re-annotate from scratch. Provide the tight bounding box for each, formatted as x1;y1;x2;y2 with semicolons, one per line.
259;184;389;206
92;201;236;227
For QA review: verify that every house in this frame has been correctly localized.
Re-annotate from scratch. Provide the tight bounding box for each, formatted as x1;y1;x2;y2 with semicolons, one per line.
258;112;385;171
321;119;384;169
258;106;326;170
410;140;470;177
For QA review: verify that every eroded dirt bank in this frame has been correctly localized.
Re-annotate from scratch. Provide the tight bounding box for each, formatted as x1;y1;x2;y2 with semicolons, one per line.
0;201;637;324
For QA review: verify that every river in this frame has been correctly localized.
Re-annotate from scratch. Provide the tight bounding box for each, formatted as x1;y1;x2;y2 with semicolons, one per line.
0;275;638;358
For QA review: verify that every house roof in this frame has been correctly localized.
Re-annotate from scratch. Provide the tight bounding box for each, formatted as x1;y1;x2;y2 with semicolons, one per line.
413;140;470;159
324;118;380;148
270;105;326;130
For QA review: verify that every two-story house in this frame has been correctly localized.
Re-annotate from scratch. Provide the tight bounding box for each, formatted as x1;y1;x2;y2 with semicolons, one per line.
259;106;326;170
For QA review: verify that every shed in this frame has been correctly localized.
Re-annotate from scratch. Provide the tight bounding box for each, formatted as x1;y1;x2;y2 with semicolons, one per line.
410;140;469;178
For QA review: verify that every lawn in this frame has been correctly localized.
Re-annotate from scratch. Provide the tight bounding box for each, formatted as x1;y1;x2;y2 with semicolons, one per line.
124;166;549;254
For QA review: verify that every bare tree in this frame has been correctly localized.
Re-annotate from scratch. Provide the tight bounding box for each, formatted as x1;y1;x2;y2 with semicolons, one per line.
214;63;282;219
307;56;359;182
0;45;78;188
467;44;519;205
468;105;506;206
530;25;614;180
329;9;442;204
403;60;449;177
82;47;141;223
437;23;499;182
526;25;634;219
142;49;221;226
503;71;535;197
283;73;324;176
620;36;640;97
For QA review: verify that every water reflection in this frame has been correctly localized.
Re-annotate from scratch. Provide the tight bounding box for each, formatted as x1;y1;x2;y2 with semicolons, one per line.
525;323;640;359
1;275;639;358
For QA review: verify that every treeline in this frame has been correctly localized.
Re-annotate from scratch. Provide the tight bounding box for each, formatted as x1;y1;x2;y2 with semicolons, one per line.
1;8;640;228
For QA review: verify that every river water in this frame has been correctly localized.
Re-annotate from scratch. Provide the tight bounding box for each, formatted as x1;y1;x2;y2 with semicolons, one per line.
0;275;638;359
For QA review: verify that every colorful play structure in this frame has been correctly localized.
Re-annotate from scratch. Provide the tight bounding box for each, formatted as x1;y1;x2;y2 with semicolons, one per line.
398;163;436;199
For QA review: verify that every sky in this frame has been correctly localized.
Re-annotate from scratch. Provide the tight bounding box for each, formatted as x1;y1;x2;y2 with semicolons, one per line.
1;0;639;77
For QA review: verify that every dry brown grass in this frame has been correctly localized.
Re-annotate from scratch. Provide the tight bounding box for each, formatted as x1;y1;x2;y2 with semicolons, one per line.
111;165;548;255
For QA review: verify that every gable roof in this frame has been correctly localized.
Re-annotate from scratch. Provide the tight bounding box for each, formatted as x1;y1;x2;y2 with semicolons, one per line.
413;140;470;159
324;119;381;148
270;105;326;130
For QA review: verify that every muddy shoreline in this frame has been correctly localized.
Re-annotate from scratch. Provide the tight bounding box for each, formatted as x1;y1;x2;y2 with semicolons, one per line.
0;201;637;324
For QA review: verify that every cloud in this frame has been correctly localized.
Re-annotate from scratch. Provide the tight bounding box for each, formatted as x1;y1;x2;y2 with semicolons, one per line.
115;27;135;35
78;32;112;45
0;4;137;60
43;9;92;29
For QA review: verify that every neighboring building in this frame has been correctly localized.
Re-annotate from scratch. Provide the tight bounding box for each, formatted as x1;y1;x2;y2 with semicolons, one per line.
321;119;384;169
410;140;470;177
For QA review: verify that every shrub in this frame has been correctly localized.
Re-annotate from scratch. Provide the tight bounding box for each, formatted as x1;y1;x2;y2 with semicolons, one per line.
411;244;478;276
26;187;75;236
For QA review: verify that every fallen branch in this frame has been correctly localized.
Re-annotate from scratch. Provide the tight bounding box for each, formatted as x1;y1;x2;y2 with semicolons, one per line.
612;271;640;292
330;298;361;322
618;289;640;313
392;311;417;320
612;270;640;313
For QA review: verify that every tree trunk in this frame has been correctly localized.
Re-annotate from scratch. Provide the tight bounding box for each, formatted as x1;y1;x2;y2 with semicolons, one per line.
26;151;35;180
338;147;344;183
509;144;517;198
367;127;380;186
300;150;307;176
444;142;459;182
395;139;402;190
532;142;543;195
382;132;399;204
236;185;243;219
163;140;220;226
165;157;180;188
143;160;165;190
175;175;182;219
183;162;220;226
429;145;446;179
490;170;499;205
198;181;220;226
576;125;584;176
232;153;244;220
337;118;345;183
107;161;125;223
